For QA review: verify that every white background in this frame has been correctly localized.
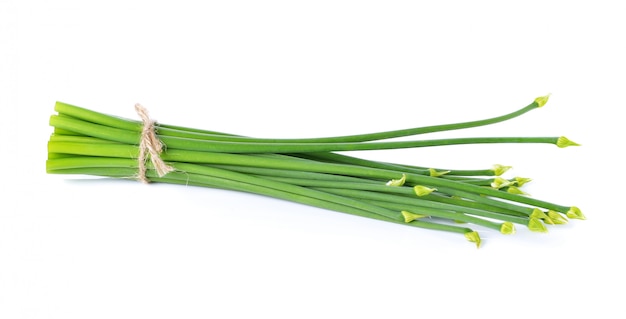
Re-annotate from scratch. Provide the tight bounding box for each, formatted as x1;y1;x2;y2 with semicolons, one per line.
2;1;625;318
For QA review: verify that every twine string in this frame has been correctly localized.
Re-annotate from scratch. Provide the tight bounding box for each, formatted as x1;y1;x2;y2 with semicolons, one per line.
135;103;175;183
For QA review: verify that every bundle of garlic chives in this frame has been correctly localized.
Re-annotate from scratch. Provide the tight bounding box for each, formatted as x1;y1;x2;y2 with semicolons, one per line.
46;95;584;247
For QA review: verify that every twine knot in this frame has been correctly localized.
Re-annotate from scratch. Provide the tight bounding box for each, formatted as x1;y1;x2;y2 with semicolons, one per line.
135;103;175;183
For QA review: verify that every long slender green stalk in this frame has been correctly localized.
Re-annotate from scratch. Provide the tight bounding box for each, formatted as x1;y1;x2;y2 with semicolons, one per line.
47;159;479;239
310;187;530;226
50;114;566;154
47;157;405;222
361;199;513;233
47;139;578;215
54;97;546;143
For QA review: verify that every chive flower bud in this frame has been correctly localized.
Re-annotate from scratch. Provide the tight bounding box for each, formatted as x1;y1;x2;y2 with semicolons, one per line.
428;168;450;177
534;94;551;107
547;210;568;224
500;222;516;235
492;164;512;176
401;211;428;223
556;136;581;148
514;177;532;187
528;218;548;233
464;231;482;248
413;185;437;196
491;177;514;189
386;173;406;186
566;206;586;220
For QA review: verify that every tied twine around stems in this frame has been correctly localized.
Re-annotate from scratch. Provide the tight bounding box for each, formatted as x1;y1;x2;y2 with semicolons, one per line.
135;103;175;183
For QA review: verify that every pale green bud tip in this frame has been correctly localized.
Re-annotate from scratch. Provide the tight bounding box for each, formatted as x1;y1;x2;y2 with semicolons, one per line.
514;176;532;187
506;186;528;195
528;218;548;233
464;231;481;248
401;211;428;223
534;94;551;107
413;185;437;196
530;208;548;219
548;210;568;224
386;173;406;187
543;216;555;225
566;206;586;220
429;168;450;177
492;164;512;176
491;177;514;189
556;136;581;148
500;222;516;235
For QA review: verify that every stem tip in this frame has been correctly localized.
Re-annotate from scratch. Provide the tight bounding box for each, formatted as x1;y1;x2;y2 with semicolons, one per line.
413;185;437;196
386;173;407;186
500;222;516;235
491;177;514;189
514;176;532;187
534;94;551;107
566;206;586;220
492;164;512;176
530;208;549;220
556;136;581;148
528;218;548;233
401;211;428;223
464;231;482;248
506;186;528;195
547;210;569;224
428;168;450;177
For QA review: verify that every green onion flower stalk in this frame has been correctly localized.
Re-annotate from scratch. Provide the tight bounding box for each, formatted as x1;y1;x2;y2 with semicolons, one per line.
46;95;584;248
